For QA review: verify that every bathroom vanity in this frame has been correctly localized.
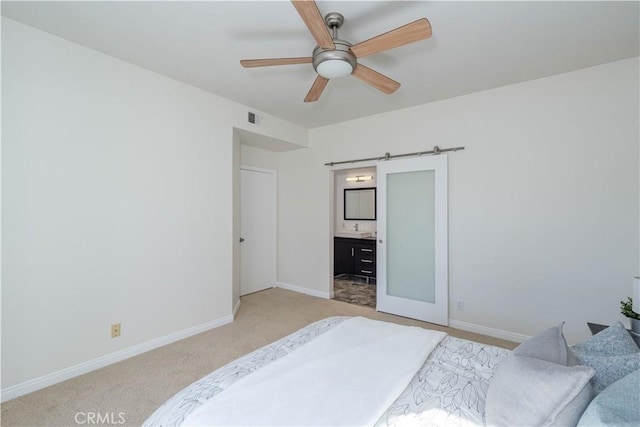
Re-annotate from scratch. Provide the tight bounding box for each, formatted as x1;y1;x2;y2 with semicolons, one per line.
334;237;376;280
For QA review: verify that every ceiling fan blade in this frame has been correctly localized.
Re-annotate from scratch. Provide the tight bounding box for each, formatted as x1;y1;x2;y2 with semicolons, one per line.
352;64;400;94
291;0;335;49
240;57;313;68
350;18;432;58
304;75;329;102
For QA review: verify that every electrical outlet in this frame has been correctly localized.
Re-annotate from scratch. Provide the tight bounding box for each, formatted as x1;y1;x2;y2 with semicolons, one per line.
456;300;465;311
111;323;121;338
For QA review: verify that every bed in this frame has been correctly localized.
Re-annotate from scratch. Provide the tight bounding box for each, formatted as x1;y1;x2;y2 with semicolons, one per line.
143;317;509;426
143;316;640;427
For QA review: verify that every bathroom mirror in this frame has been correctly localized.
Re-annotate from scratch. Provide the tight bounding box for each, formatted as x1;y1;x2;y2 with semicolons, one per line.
344;187;376;220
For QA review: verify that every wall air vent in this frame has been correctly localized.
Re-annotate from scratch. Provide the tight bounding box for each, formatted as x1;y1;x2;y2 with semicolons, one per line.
248;112;256;124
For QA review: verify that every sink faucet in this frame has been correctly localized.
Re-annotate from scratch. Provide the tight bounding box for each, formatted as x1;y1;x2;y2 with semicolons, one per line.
353;223;359;231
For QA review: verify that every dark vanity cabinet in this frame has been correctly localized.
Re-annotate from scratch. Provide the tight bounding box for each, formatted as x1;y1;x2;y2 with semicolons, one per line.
334;237;376;279
334;238;355;276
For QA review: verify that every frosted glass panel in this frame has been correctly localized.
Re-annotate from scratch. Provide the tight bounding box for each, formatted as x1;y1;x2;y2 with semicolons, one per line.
386;170;435;303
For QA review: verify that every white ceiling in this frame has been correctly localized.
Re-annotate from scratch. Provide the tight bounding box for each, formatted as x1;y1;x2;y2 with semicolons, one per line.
3;1;639;129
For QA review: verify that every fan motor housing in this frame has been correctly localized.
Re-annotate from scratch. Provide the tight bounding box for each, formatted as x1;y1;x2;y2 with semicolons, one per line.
312;39;357;75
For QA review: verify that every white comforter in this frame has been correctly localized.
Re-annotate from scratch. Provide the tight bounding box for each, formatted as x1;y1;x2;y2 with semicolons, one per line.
182;317;446;427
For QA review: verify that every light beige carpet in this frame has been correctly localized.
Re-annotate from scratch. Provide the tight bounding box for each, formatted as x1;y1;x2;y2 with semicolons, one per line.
1;288;517;427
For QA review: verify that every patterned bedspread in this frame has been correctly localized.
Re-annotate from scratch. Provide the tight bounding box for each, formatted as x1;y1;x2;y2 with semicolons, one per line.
376;335;509;426
143;317;509;427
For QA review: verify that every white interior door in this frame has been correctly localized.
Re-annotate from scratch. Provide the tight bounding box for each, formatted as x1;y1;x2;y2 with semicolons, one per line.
376;155;448;325
240;167;276;296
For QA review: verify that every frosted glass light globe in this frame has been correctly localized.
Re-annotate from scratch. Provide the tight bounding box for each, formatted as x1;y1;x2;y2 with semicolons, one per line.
316;59;353;79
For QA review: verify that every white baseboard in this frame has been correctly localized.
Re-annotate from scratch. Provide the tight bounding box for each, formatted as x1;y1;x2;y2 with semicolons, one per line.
275;282;330;299
1;315;233;403
448;319;530;343
233;299;241;319
274;284;527;343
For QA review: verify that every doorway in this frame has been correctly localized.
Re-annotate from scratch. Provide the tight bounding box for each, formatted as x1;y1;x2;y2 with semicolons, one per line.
332;166;378;308
240;166;276;296
331;156;449;325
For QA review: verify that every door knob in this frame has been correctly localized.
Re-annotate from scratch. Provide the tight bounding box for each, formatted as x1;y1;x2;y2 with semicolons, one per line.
240;237;245;243
379;239;383;243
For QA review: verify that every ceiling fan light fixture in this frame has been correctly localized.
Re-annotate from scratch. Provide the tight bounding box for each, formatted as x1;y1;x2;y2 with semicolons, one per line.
313;39;356;80
316;59;353;79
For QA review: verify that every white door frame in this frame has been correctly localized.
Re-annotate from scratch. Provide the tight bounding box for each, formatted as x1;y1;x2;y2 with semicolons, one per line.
240;165;277;296
376;155;448;325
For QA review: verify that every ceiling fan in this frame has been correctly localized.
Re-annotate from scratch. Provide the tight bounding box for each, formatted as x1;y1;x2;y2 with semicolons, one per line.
240;0;432;102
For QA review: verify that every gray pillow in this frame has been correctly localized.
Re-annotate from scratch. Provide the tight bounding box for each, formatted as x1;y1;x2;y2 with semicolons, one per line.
577;368;640;426
572;322;639;357
513;322;570;365
486;356;595;426
555;384;597;426
486;323;595;426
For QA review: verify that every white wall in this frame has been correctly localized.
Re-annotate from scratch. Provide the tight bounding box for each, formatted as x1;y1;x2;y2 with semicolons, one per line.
277;57;639;344
240;144;278;171
1;18;304;398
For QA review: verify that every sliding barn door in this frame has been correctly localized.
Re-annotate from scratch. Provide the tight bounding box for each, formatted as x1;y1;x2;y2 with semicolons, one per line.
376;155;448;325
